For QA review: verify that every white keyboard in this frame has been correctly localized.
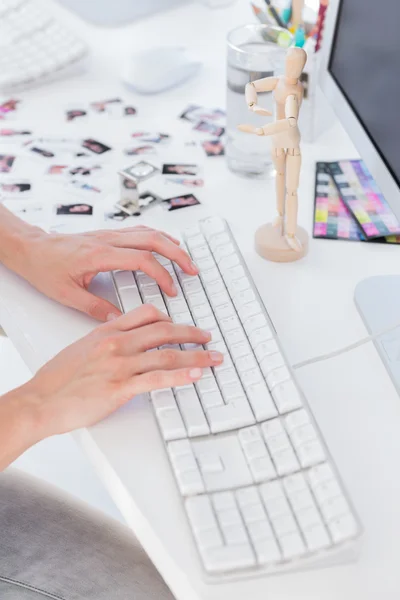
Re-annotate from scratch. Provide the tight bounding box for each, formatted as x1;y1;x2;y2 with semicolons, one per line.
112;217;361;578
0;0;88;90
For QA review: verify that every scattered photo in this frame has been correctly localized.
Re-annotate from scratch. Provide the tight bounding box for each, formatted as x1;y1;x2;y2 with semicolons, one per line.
89;99;137;118
46;165;68;175
66;109;87;122
0;180;31;196
119;161;159;181
165;177;204;188
139;191;162;211
179;104;201;121
131;132;170;144
201;139;224;157
179;104;225;123
0;128;32;138
163;193;200;211
68;180;102;194
162;163;198;176
105;209;129;222
0;98;20;119
56;203;93;216
90;98;122;113
124;106;137;116
29;146;55;158
0;154;16;173
82;138;111;155
193;120;225;137
69;165;102;177
124;145;157;156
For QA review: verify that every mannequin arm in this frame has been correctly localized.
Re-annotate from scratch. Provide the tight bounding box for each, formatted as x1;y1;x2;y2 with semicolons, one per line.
245;78;278;116
239;94;298;136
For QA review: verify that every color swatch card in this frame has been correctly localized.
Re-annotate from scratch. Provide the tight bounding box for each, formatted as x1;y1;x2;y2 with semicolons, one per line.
329;160;400;239
313;160;400;245
313;162;365;241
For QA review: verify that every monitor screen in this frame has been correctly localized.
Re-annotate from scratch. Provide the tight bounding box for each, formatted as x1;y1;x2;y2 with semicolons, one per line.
328;0;400;188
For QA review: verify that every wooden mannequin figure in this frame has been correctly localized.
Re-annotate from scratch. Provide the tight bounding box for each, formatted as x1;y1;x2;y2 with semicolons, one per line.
239;47;308;262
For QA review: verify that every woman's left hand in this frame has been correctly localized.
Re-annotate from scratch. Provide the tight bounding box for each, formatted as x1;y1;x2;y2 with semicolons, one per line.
12;225;198;321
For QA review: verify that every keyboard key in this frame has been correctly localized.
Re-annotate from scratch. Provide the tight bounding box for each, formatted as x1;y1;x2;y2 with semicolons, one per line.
196;528;224;551
247;519;274;541
212;491;236;511
297;440;326;468
254;538;281;564
260;352;286;377
150;389;176;410
201;544;256;572
328;514;358;543
249;326;274;346
118;287;142;312
175;386;210;437
186;496;217;531
191;437;253;492
303;524;331;551
200;390;224;409
113;270;135;288
266;366;291;389
155;407;186;441
207;400;255;433
246;382;278;421
273;380;303;414
279;531;306;559
221;523;249;545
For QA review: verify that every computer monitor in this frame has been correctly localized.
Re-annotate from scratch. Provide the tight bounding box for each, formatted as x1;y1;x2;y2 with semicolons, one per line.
319;0;400;221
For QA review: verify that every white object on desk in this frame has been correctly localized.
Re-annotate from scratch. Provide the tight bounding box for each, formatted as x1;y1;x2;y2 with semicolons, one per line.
0;0;88;91
112;216;361;577
121;47;202;95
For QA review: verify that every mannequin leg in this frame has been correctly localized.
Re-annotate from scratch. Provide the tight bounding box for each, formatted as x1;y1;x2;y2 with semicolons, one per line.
271;147;286;232
285;148;302;251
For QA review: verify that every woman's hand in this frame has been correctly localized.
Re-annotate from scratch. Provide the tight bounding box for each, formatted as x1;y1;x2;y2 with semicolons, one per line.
18;304;223;440
8;223;198;322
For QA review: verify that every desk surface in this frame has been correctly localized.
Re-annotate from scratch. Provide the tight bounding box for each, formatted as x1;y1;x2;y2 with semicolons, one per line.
2;2;400;599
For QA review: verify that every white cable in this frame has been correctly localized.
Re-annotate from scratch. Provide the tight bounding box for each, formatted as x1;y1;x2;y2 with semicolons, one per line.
292;319;400;370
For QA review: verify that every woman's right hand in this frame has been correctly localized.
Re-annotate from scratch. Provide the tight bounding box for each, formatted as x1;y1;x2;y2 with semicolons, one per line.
21;305;223;441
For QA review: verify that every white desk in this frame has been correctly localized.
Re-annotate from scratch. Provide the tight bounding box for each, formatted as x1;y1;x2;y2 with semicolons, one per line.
2;2;400;599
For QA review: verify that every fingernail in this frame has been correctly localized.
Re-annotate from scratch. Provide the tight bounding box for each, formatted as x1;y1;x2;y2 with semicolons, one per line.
189;368;202;380
210;351;223;363
190;260;198;273
107;313;119;321
201;330;212;340
171;282;178;296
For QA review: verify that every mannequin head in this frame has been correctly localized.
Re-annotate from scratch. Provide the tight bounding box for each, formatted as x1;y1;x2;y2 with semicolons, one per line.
285;47;307;81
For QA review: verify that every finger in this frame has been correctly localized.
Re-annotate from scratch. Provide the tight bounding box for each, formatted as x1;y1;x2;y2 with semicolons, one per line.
118;225;180;245
110;304;171;332
124;321;211;352
109;231;197;275
128;348;223;375
238;124;257;133
94;248;177;296
125;367;205;397
68;287;122;322
253;106;272;116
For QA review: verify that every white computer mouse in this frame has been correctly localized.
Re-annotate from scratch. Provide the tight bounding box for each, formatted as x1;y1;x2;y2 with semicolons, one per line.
121;46;202;94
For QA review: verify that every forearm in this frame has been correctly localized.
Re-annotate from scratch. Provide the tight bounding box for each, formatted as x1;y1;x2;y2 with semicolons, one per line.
0;383;43;470
0;205;45;273
260;118;293;136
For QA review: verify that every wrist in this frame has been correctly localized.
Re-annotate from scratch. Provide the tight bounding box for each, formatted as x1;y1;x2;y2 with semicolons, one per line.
0;382;49;469
0;224;47;275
